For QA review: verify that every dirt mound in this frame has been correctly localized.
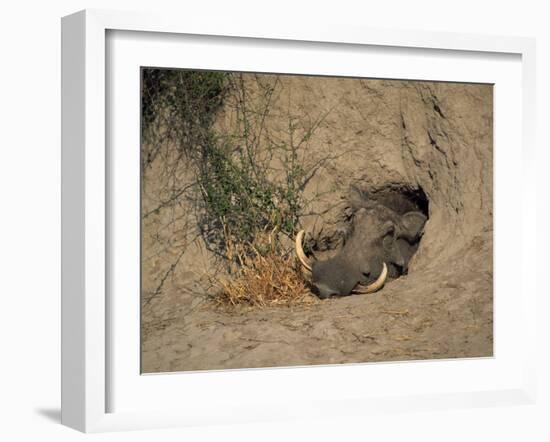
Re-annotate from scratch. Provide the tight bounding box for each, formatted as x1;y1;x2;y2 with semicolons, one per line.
141;76;492;373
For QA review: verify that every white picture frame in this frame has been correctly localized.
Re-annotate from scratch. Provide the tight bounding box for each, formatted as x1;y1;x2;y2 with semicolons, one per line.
61;9;537;433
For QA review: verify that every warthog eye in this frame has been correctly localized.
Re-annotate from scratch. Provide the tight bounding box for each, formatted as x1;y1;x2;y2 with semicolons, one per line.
383;235;394;251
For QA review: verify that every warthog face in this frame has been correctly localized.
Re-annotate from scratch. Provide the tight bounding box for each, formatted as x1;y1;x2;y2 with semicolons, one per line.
296;202;427;299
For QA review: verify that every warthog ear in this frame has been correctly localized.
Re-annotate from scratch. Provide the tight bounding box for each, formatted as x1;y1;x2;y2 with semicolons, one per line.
398;211;427;242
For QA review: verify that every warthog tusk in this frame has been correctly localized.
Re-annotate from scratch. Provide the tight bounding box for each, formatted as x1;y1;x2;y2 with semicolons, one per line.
353;262;388;294
295;230;312;272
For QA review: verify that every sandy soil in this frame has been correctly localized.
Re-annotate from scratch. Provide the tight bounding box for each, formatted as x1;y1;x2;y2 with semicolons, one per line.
140;76;493;373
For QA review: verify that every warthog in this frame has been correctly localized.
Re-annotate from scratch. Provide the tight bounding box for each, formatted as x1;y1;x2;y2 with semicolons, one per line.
295;199;427;299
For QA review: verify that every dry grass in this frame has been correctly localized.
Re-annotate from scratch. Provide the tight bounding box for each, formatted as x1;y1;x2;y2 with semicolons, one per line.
214;251;317;307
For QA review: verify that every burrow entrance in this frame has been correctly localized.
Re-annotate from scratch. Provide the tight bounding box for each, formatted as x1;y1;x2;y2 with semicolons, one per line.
308;184;430;292
362;184;429;279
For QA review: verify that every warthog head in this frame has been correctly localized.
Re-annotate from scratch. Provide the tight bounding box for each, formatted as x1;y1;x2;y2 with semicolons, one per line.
296;201;427;299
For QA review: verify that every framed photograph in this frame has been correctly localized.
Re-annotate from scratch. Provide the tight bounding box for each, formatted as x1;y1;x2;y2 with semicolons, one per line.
61;9;537;433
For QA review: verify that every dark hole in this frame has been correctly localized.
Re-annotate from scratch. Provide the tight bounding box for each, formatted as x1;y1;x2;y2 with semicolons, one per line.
367;184;429;219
